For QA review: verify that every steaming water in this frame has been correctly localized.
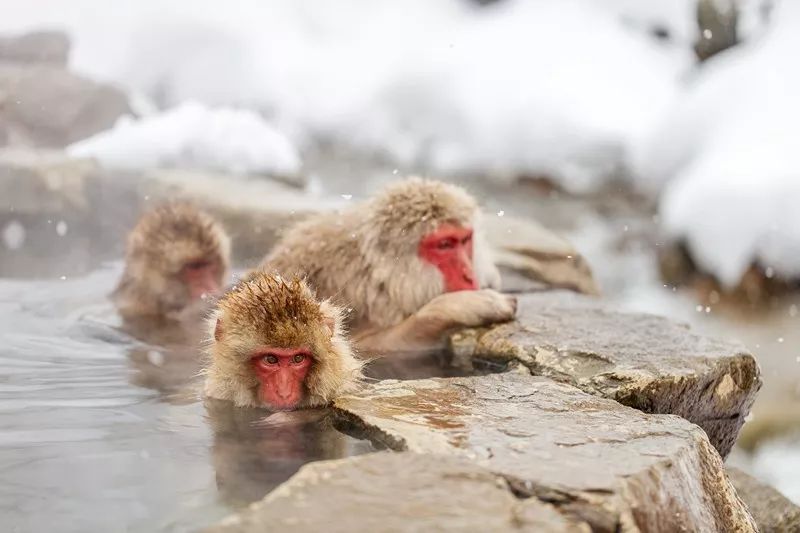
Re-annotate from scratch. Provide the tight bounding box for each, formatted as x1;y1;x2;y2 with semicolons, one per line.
0;263;382;533
1;176;799;532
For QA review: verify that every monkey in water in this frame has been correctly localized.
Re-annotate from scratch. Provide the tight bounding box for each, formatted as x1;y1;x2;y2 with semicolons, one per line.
261;177;517;353
204;272;362;410
112;202;231;325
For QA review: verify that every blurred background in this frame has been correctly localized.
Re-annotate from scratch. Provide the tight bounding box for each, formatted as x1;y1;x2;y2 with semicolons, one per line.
0;0;798;529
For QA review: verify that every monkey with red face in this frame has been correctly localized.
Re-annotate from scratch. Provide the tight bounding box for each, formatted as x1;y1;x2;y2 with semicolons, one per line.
204;272;362;410
261;177;516;353
112;202;230;325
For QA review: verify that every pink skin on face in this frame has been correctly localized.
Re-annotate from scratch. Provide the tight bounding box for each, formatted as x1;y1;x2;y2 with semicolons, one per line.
181;259;222;300
251;347;312;410
418;224;478;292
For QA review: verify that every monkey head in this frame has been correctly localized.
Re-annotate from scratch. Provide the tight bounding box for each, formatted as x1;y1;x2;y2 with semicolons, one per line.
205;273;362;411
113;202;231;321
359;178;495;322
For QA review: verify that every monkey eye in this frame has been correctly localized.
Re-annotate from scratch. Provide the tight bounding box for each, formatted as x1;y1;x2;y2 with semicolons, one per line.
437;238;457;250
262;354;279;365
185;260;211;271
462;233;473;245
292;354;306;364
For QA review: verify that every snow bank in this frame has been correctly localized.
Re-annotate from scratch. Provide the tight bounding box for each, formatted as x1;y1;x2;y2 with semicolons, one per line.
67;102;301;177
340;1;688;192
646;2;800;286
1;0;690;193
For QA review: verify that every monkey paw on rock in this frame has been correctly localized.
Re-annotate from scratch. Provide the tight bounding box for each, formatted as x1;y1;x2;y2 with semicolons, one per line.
418;289;517;329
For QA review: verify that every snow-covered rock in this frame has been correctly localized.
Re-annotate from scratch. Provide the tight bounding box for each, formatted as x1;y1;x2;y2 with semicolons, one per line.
642;2;800;287
1;0;691;193
67;102;302;179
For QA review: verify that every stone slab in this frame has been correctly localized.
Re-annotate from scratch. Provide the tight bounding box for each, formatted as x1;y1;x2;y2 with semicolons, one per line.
449;291;762;457
332;373;756;532
728;467;800;533
208;452;590;533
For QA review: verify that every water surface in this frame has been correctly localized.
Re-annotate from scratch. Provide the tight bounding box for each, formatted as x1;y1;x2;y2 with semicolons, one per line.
0;264;378;533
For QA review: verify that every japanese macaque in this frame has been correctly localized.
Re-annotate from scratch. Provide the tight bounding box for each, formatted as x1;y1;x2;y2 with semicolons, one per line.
261;177;516;353
204;272;362;410
112;202;230;324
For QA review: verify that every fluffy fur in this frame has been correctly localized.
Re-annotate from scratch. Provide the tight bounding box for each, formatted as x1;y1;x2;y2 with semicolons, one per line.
112;202;231;321
204;273;363;409
261;177;500;329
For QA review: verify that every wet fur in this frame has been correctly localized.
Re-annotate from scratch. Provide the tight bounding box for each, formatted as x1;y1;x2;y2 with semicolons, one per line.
112;202;231;322
204;273;363;409
261;177;501;329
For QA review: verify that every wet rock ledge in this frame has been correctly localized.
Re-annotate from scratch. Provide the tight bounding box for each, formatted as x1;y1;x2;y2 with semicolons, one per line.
450;291;762;458
210;373;757;533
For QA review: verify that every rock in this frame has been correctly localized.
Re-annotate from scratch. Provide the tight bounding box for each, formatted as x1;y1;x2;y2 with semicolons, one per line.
0;64;131;147
449;291;761;458
0;147;595;287
0;31;70;65
0;148;139;277
208;452;590;533
0;148;98;213
727;467;800;533
136;169;342;261
484;214;598;295
658;241;789;308
331;373;756;532
0;150;338;270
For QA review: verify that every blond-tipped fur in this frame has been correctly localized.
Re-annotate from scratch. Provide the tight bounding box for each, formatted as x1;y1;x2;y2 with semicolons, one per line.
261;177;500;329
204;272;363;409
112;202;231;322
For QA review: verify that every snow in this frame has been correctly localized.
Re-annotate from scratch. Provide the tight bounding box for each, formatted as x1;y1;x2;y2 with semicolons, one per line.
67;102;301;177
750;436;800;505
1;0;691;193
641;2;800;286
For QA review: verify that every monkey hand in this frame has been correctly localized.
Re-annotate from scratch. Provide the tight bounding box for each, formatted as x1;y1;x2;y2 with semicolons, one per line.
417;289;517;330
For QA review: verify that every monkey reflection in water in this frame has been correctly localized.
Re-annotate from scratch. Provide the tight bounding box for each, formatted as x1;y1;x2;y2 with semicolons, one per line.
206;400;374;507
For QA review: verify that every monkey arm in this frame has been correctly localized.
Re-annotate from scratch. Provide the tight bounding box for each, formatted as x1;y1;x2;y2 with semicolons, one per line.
353;289;517;354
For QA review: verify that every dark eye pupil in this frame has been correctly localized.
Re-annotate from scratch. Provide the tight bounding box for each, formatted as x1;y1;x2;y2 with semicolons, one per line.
265;355;278;364
293;354;305;364
186;260;210;270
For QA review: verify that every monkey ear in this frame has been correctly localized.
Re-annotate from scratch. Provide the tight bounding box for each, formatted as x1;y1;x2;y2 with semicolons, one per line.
214;318;223;341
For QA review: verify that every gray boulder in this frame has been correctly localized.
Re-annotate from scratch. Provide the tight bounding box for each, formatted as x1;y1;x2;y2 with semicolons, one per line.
728;467;800;533
449;291;761;458
0;31;70;65
0;64;130;147
208;452;590;533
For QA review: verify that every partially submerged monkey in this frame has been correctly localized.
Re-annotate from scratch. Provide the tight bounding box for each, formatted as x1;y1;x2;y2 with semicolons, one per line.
112;202;231;324
204;272;362;410
261;177;516;353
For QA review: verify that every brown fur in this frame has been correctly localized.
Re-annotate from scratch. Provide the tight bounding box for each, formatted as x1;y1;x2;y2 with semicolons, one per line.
204;272;362;409
112;202;231;322
261;177;502;330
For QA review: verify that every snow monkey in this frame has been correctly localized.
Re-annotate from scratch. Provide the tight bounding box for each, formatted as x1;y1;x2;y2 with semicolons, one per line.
261;177;517;353
204;272;362;410
112;202;231;323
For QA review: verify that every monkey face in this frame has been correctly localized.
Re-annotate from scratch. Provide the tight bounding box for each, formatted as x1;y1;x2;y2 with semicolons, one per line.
250;348;312;410
418;223;477;292
179;257;223;301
